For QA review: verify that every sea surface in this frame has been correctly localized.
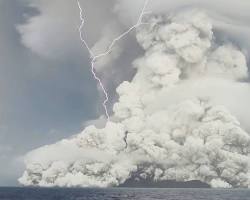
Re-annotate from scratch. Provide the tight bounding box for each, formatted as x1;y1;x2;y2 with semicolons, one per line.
0;187;250;200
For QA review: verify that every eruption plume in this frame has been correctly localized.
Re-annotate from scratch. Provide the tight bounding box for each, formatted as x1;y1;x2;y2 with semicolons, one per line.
19;8;250;188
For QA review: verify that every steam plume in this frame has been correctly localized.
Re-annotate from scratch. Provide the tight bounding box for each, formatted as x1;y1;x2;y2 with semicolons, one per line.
19;10;250;188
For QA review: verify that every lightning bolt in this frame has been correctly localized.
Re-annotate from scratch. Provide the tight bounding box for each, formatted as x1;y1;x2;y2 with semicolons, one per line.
77;0;150;120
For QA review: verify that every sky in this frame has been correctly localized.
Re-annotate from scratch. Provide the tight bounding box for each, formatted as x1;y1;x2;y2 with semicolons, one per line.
0;0;105;185
1;0;250;186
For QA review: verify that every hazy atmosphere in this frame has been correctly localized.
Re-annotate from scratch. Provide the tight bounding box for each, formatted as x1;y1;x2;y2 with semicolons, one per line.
1;0;250;188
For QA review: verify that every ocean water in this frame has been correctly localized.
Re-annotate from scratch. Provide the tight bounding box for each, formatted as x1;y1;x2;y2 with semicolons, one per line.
0;187;249;200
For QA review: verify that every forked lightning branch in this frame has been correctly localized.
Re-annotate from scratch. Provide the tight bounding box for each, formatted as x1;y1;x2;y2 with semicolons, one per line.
76;0;150;120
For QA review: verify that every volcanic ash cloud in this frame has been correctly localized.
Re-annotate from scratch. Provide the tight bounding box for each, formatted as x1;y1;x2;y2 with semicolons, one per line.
19;11;250;188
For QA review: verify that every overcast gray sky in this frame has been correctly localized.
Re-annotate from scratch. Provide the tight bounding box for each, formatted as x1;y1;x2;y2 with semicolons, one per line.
0;0;103;185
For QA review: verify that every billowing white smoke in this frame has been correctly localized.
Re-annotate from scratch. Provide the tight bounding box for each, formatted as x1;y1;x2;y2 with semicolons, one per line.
19;10;250;188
